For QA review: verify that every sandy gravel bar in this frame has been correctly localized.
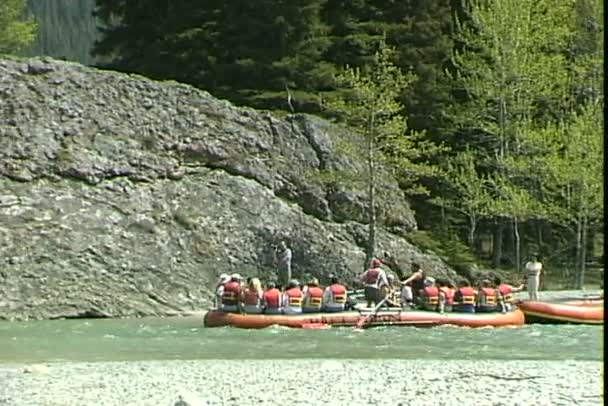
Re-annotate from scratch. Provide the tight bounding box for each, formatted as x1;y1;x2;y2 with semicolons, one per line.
0;359;603;406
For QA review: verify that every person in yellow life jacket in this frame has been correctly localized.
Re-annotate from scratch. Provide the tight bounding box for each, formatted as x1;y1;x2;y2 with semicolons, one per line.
358;258;389;307
302;278;324;313
437;279;455;313
493;276;524;313
323;275;347;313
262;281;283;315
476;279;498;312
220;274;242;313
283;279;303;315
453;279;477;313
419;277;440;311
241;277;263;314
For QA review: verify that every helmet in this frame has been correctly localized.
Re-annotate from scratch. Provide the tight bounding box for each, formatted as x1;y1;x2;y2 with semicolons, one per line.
218;273;230;284
288;279;300;288
424;277;435;286
230;273;242;281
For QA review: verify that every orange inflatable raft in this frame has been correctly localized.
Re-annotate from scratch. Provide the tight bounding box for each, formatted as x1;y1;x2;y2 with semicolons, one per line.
203;308;525;329
517;297;603;325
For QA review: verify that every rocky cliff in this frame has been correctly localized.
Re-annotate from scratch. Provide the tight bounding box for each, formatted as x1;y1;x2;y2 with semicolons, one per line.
0;57;456;320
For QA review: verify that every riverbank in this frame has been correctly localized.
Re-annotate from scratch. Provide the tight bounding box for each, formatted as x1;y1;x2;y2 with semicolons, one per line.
0;359;602;405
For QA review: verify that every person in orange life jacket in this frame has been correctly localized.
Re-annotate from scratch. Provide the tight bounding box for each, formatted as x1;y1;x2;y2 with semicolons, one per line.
214;273;231;309
220;274;242;313
419;277;440;311
302;278;324;313
262;281;283;315
283;279;304;315
359;258;389;307
493;276;524;313
436;278;455;313
398;262;426;307
323;275;348;312
452;278;477;313
241;277;263;314
476;279;498;312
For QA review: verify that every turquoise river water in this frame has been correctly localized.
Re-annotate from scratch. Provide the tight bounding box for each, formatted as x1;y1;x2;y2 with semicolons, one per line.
0;290;603;364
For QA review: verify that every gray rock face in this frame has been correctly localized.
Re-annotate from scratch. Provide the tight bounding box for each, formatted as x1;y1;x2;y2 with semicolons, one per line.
0;57;456;320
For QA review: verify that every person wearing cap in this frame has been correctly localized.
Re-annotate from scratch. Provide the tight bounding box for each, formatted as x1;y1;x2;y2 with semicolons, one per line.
302;278;324;313
214;273;231;309
283;279;303;315
419;277;440;311
358;258;389;307
262;281;283;314
219;274;242;312
241;277;263;314
323;275;348;312
524;253;543;300
476;279;497;312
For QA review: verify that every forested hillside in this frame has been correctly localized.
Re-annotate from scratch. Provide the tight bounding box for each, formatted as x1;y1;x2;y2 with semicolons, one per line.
5;0;604;287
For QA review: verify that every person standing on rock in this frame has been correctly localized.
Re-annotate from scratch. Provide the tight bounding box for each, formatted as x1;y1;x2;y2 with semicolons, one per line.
525;254;543;301
274;241;292;288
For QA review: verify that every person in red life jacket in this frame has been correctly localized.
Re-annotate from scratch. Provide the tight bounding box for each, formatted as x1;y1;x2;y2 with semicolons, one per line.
419;277;440;311
262;281;283;315
322;275;348;313
398;262;426;307
493;276;524;313
476;279;498;312
214;273;231;309
452;278;477;313
302;277;324;313
241;277;263;314
219;274;242;313
358;258;389;307
437;279;455;313
283;279;304;315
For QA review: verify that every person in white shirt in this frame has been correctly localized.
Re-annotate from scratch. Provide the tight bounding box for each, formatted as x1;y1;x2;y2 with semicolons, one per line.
524;254;543;301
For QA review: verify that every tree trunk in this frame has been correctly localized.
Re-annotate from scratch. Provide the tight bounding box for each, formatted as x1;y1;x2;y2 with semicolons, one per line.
365;112;377;268
575;216;583;289
468;215;477;250
492;219;504;269
513;217;521;275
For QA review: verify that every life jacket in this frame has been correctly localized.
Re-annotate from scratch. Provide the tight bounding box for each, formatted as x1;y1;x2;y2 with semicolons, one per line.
478;287;497;306
303;287;323;310
285;288;303;307
364;268;381;285
242;288;261;306
421;286;439;310
221;281;240;306
263;288;281;309
455;287;476;305
439;287;455;306
497;284;514;304
329;284;347;304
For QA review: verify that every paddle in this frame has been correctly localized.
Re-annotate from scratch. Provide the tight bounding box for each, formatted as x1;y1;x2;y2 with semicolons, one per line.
354;295;389;329
302;323;331;329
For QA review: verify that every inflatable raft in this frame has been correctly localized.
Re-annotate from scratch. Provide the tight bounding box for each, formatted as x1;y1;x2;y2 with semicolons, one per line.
203;308;525;329
517;297;603;325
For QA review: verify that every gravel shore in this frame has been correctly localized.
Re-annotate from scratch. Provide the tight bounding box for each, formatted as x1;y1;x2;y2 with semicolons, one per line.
0;359;602;406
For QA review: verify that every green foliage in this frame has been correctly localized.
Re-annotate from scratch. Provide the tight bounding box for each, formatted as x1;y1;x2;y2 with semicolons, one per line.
407;229;479;275
0;0;37;54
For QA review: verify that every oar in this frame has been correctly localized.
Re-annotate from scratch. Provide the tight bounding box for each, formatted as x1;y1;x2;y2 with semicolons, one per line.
354;295;389;330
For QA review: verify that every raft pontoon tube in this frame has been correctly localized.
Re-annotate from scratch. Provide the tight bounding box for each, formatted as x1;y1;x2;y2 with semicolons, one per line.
516;298;603;325
203;308;525;329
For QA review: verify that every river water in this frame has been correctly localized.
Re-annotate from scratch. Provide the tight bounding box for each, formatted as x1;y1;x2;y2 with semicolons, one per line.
0;291;602;364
